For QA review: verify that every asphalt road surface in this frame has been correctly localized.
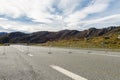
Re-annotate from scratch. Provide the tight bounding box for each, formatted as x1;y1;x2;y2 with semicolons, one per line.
0;45;120;80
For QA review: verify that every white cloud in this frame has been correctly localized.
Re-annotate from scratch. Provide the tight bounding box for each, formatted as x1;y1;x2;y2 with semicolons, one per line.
77;14;120;29
0;0;119;32
0;17;66;32
82;14;120;24
58;0;82;15
64;0;112;27
0;0;55;23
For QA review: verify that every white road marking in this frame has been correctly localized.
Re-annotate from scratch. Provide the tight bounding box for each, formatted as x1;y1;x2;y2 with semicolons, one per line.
50;65;88;80
28;54;33;56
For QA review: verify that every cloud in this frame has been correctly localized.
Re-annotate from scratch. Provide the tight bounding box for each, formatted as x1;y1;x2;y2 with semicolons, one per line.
83;14;120;24
0;0;119;32
0;17;66;32
57;0;82;15
77;14;120;29
0;0;55;23
64;0;112;26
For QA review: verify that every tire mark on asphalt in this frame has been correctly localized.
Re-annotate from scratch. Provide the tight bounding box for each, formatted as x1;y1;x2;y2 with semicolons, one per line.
14;49;43;80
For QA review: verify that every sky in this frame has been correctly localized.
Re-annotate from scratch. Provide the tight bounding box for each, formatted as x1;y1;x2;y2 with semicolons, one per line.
0;0;120;32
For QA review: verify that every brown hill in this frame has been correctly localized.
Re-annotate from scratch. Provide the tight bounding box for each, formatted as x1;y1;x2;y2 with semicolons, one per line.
0;26;119;43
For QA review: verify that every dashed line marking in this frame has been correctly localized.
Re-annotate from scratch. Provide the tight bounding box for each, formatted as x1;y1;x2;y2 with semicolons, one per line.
50;65;88;80
28;54;33;57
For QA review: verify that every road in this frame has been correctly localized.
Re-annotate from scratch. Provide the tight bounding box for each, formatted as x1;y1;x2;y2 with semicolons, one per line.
0;45;120;80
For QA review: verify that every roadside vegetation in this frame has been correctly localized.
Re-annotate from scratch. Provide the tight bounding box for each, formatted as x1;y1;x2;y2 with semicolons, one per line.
35;33;120;49
0;44;3;46
34;27;120;49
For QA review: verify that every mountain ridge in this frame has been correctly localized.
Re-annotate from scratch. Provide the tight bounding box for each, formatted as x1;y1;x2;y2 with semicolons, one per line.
0;26;120;43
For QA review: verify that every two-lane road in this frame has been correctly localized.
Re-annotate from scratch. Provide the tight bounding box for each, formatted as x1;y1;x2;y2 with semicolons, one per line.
0;45;120;80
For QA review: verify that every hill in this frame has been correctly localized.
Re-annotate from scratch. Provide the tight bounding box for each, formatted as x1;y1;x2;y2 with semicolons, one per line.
0;32;7;36
0;26;120;49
